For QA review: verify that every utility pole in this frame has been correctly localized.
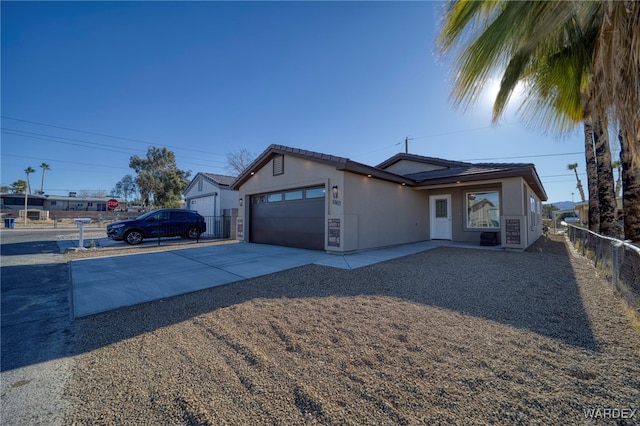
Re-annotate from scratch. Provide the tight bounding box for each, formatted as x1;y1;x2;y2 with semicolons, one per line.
405;137;409;154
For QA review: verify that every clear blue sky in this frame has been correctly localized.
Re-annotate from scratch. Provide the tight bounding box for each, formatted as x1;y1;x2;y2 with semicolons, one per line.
2;1;609;203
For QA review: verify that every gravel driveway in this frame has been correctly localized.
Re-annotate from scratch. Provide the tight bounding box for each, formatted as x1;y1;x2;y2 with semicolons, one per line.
64;235;639;424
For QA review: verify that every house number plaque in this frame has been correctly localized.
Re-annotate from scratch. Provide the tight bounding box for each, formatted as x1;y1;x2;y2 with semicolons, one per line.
328;219;340;247
505;218;521;245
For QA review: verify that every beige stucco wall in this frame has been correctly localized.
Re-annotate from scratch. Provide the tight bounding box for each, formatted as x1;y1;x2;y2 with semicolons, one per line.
342;173;428;251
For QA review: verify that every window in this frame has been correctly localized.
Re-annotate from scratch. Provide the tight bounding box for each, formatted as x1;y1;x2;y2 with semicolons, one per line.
51;201;57;206
267;193;282;202
284;190;303;201
273;155;284;176
305;187;325;199
87;202;93;207
435;199;448;218
466;191;500;228
251;195;267;204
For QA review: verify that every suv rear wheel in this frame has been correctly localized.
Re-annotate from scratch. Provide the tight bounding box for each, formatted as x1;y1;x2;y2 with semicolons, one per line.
124;230;144;245
186;226;201;240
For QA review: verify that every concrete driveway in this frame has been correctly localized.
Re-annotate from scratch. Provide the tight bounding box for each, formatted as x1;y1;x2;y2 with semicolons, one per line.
71;240;490;317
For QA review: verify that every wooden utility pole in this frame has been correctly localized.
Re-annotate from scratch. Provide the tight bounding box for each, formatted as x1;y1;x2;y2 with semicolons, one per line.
405;137;409;154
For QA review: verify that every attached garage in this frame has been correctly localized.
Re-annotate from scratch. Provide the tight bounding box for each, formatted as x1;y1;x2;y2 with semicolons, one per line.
249;186;325;250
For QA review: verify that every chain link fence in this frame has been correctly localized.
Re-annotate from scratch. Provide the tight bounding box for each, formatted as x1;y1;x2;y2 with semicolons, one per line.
567;225;640;312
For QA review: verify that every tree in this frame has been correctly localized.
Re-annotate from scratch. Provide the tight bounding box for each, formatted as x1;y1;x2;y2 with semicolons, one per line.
10;180;27;194
437;1;623;238
39;162;50;194
567;163;586;202
24;166;35;194
113;174;137;202
129;147;191;209
612;160;622;198
542;203;559;220
592;1;640;241
225;148;256;176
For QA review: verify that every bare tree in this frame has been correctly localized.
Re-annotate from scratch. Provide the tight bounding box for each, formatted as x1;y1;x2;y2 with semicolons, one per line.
225;148;256;176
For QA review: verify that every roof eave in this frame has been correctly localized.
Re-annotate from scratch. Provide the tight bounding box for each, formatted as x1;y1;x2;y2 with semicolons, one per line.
415;166;547;201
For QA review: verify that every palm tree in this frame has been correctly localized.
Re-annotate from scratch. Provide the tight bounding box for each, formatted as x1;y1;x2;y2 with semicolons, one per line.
437;1;623;238
612;160;622;198
567;163;586;202
592;1;640;242
10;180;28;194
39;162;50;194
24;166;35;195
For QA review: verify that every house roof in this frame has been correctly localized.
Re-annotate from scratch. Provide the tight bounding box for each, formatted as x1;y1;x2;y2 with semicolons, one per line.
230;144;547;200
376;153;471;169
405;162;547;200
183;172;237;195
230;145;414;189
201;173;236;186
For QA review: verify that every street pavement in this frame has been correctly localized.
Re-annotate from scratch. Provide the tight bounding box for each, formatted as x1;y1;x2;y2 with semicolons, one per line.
1;237;73;426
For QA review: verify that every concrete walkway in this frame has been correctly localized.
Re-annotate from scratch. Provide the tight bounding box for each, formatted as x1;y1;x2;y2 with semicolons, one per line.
70;240;500;318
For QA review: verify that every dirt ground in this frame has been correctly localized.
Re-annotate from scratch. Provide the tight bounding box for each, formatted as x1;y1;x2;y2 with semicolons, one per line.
64;235;640;425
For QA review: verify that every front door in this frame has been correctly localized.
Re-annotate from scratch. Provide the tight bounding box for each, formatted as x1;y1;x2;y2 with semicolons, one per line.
430;194;452;240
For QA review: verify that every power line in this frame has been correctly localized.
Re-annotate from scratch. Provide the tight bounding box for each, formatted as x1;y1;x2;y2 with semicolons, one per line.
1;153;131;170
1;129;229;168
1;115;228;157
462;152;583;161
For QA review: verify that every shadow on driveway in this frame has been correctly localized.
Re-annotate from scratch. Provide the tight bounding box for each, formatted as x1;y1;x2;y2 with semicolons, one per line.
2;236;599;373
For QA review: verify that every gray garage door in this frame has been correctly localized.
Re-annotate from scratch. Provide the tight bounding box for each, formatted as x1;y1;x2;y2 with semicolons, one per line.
250;186;325;250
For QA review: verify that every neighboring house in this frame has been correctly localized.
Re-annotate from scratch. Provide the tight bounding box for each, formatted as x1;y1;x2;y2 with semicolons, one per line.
183;172;238;217
230;144;548;252
0;193;128;212
574;198;624;225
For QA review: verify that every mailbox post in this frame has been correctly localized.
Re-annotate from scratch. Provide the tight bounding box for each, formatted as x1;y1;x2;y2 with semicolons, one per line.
73;218;92;249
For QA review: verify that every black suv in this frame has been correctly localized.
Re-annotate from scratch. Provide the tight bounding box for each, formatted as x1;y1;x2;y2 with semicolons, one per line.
107;208;206;245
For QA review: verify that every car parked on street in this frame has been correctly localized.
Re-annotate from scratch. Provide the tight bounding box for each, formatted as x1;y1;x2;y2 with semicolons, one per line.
107;208;206;245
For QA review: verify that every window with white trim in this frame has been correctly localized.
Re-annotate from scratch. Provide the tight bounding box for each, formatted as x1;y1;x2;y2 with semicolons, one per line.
466;191;500;228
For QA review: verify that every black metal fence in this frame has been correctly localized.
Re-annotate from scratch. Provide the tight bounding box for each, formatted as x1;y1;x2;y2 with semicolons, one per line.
567;225;640;311
202;215;232;239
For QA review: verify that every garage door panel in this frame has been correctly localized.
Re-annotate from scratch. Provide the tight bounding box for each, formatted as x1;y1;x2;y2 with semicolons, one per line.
250;192;324;250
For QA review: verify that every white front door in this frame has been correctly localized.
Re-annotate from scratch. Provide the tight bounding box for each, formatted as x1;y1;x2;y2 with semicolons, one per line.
430;194;452;240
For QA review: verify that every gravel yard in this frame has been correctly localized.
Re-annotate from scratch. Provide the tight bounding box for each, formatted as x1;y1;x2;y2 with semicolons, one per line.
64;235;640;425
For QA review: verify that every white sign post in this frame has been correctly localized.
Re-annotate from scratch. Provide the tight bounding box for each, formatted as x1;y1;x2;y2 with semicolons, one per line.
73;218;92;249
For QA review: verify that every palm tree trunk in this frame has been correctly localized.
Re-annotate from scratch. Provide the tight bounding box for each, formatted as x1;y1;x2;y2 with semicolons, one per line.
593;116;620;238
584;119;599;232
619;130;640;242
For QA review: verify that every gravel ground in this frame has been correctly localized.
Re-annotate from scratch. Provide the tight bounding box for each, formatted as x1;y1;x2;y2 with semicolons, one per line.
64;235;640;425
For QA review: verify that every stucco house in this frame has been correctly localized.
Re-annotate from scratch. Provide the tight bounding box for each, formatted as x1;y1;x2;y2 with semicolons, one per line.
230;144;547;252
183;172;238;217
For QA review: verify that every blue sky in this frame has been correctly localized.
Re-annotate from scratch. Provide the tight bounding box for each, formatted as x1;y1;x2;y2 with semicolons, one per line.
1;1;607;203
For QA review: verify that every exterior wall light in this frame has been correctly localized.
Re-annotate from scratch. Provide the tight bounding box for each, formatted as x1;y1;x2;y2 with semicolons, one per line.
250;171;255;176
332;185;339;198
367;174;372;178
239;197;243;207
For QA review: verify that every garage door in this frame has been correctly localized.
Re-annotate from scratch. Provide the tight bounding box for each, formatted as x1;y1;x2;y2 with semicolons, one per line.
250;186;325;250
